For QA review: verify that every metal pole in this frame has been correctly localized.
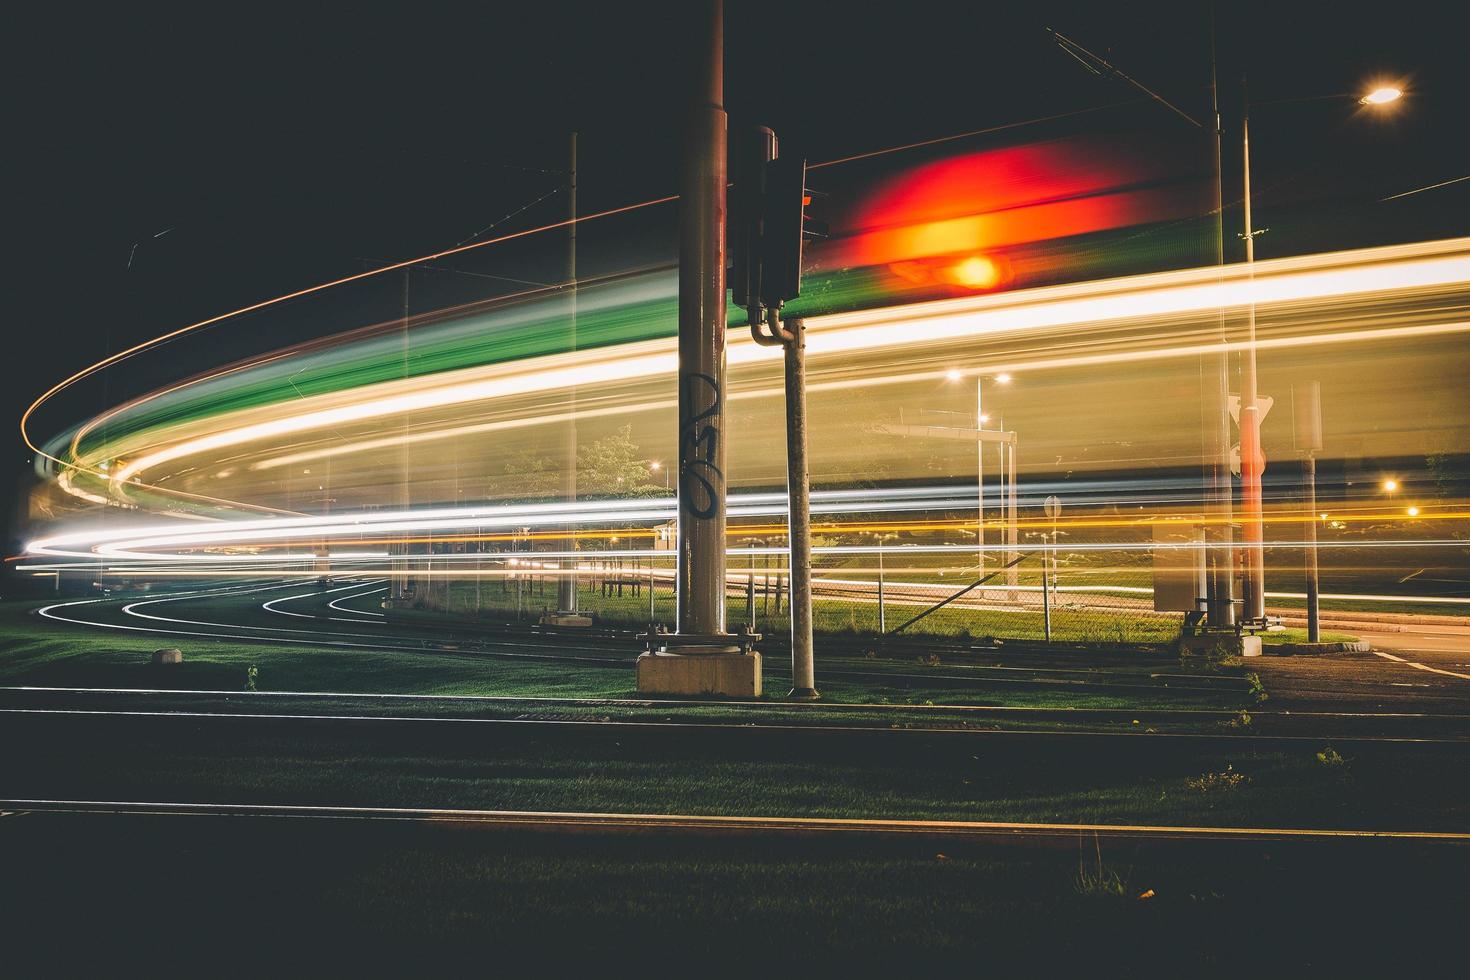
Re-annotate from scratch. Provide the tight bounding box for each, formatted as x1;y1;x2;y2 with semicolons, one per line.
877;539;886;634
1006;434;1018;600
557;132;580;616
1204;18;1237;629
1043;532;1053;641
976;379;985;577
746;543;756;627
674;0;730;640
1240;86;1267;625
1303;452;1320;642
784;317;818;699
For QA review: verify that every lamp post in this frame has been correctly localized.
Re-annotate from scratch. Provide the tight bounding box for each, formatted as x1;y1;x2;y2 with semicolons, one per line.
949;370;1015;583
975;373;1016;597
1237;80;1402;628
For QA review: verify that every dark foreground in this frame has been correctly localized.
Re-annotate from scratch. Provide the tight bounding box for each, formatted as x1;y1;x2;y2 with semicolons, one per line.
2;809;1464;974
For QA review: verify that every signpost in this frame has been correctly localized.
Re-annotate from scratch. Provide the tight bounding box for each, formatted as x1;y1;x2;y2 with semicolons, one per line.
1043;495;1061;641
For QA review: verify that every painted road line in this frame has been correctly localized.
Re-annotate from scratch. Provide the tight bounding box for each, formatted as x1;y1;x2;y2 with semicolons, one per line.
1374;650;1470;682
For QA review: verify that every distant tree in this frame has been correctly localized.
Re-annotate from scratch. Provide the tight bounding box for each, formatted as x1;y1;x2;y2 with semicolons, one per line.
578;424;667;498
491;425;666;502
496;449;560;500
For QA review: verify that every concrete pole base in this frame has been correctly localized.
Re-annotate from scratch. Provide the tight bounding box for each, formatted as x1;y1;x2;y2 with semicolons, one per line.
786;687;821;702
1177;633;1263;658
542;613;593;628
636;651;762;698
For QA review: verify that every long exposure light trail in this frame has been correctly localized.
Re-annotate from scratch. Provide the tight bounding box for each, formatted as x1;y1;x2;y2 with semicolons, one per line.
92;238;1470;492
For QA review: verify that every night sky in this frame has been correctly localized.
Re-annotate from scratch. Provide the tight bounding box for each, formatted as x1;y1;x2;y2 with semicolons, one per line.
6;0;1466;550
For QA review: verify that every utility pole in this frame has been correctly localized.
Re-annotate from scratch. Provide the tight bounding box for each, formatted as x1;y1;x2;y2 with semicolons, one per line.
1239;80;1267;626
637;0;762;697
1292;382;1323;642
554;132;583;622
1046;20;1235;630
1203;16;1237;630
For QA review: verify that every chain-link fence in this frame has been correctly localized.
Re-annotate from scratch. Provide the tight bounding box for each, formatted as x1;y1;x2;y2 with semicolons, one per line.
400;538;1182;644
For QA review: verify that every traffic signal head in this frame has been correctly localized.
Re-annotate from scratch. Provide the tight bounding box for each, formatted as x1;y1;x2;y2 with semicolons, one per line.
730;126;808;312
730;126;776;309
759;154;807;308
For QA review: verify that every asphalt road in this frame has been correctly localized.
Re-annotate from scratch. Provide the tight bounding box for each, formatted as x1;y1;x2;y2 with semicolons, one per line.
1255;620;1470;713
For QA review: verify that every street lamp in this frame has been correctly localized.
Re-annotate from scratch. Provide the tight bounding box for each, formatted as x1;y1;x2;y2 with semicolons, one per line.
1360;86;1403;106
649;460;668;489
1382;479;1399;493
947;369;1019;591
1237;79;1403;628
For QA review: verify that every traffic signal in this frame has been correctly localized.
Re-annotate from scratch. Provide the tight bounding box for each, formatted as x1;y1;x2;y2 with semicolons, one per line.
730;126;777;310
759;154;807;308
730;126;810;311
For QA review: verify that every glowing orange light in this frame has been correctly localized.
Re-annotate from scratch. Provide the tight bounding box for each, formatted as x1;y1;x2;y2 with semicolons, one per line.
1407;506;1420;517
1383;479;1399;492
950;255;1002;289
1360;86;1402;106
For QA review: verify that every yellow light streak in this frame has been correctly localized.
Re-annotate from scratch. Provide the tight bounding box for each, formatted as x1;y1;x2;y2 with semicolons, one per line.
94;239;1470;490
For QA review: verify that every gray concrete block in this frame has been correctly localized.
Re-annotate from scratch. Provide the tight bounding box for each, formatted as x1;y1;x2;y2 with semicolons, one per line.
636;651;762;697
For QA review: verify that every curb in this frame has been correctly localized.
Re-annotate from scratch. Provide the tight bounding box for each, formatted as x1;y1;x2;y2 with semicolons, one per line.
1261;640;1372;656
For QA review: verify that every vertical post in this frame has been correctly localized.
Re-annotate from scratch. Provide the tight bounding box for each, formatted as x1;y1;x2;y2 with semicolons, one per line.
1303;453;1320;642
637;0;760;697
1043;533;1052;641
1203;11;1237;630
674;0;729;640
877;540;886;634
785;318;818;699
1239;89;1267;625
557;132;580;616
1292;381;1324;643
1006;436;1019;600
393;267;412;604
746;543;756;628
976;379;985;577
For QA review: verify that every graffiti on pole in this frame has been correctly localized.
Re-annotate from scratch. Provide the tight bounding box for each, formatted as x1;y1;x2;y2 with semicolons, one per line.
680;371;723;519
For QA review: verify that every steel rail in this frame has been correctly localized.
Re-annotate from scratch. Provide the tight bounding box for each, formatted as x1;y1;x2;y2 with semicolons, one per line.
5;798;1467;845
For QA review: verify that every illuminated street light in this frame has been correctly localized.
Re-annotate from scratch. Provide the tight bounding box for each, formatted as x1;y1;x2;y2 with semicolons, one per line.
994;373;1013;384
1406;506;1420;517
1383;479;1399;492
945;368;964;382
1237;77;1403;629
1360;86;1403;106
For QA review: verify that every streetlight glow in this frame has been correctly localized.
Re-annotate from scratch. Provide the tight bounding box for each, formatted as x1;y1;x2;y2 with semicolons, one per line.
1383;479;1399;492
1360;86;1403;106
994;372;1013;384
945;368;964;382
649;461;661;471
1406;506;1420;517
